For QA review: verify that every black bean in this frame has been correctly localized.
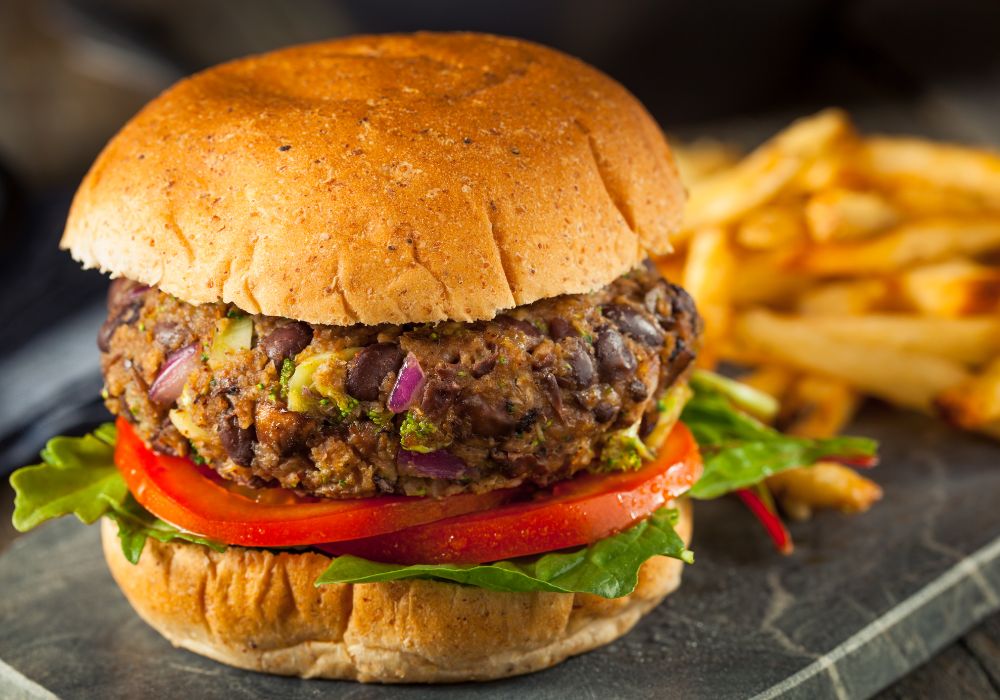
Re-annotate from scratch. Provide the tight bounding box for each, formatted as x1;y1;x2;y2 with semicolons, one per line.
97;298;145;352
494;315;542;339
602;304;664;347
639;410;658;439
662;337;696;388
219;415;256;467
515;407;541;434
594;401;618;424
463;394;516;437
595;327;636;382
345;343;404;401
421;371;461;414
664;283;701;333
471;353;498;378
153;322;185;349
561;341;595;388
255;402;308;456
260;322;313;370
540;372;564;418
548;317;578;341
628;378;649;401
107;278;148;314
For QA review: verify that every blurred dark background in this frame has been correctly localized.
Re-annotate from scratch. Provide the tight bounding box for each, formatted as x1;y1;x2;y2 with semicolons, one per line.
2;0;1000;482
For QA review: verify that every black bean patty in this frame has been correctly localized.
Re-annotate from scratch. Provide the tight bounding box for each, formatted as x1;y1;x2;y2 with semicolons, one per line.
101;263;701;498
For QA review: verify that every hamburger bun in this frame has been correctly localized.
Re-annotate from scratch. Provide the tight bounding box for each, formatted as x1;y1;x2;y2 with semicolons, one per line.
101;499;692;683
61;32;685;326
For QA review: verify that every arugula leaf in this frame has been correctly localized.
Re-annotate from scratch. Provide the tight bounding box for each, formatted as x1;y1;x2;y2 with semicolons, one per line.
683;378;877;500
11;424;126;530
316;507;692;598
104;494;225;564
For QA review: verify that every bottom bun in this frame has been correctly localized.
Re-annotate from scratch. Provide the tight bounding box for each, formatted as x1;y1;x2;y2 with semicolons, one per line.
101;500;692;683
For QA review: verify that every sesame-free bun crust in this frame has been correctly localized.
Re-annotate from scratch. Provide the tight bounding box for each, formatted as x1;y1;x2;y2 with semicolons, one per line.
100;500;691;682
62;32;684;326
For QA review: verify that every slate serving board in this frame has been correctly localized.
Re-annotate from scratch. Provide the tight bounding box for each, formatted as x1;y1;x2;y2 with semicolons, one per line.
2;404;999;700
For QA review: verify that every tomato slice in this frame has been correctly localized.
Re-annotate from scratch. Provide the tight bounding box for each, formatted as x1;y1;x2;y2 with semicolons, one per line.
318;422;702;564
114;417;513;546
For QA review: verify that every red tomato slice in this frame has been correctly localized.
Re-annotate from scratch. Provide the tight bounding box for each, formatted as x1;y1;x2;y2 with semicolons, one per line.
318;422;702;564
114;417;513;546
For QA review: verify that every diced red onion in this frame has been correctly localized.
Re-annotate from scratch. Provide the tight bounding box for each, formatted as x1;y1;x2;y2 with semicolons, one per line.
388;352;425;413
397;449;468;480
148;343;200;407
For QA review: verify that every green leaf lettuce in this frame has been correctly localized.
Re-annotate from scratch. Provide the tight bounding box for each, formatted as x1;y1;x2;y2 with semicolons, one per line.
316;507;692;598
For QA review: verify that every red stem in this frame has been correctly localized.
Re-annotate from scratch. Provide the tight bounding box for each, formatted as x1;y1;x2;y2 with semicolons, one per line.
736;488;793;555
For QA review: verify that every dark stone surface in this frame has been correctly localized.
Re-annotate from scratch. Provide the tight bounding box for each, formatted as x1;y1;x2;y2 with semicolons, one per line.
1;404;999;699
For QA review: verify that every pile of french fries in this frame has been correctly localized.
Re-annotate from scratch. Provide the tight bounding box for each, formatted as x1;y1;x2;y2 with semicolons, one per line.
659;109;1000;520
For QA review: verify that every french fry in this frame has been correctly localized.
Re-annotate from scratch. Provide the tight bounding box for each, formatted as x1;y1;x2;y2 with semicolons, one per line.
899;259;1000;317
730;250;812;307
936;357;1000;430
671;139;741;187
737;364;797;401
683;109;854;231
796;279;891;315
763;374;880;520
736;205;807;250
889;183;986;217
797;217;1000;276
763;314;1000;366
733;309;971;411
779;375;861;438
683;227;734;367
768;462;883;520
804;188;899;242
860;136;1000;210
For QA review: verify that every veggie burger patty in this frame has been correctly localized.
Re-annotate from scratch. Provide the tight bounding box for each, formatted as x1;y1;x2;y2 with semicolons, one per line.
100;263;701;498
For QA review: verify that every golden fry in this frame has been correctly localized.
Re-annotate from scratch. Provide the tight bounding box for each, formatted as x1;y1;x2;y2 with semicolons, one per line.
768;463;883;521
860;136;1000;209
899;259;1000;317
737;365;797;401
671;139;741;187
796;279;891;315
736;205;807;250
730;250;812;307
780;374;861;438
683;227;734;367
683;109;853;231
797;217;1000;276
936;357;1000;430
804;188;899;242
766;314;1000;366
733;309;971;411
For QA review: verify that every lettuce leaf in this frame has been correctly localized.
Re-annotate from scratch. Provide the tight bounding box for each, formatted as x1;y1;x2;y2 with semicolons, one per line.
10;424;224;562
683;375;877;500
11;424;126;530
316;507;692;598
105;494;226;564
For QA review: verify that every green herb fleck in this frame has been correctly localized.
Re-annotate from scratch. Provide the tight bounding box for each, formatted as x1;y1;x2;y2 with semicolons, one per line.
367;408;394;429
279;358;295;399
399;412;440;453
600;421;652;472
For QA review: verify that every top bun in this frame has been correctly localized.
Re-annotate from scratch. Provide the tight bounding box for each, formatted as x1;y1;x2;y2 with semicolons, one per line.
62;32;684;326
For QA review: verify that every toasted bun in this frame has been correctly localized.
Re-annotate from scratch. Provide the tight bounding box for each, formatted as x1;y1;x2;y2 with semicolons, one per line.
101;500;691;682
62;32;684;326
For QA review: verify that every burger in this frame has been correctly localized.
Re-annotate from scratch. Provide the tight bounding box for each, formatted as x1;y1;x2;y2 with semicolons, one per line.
10;32;876;683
